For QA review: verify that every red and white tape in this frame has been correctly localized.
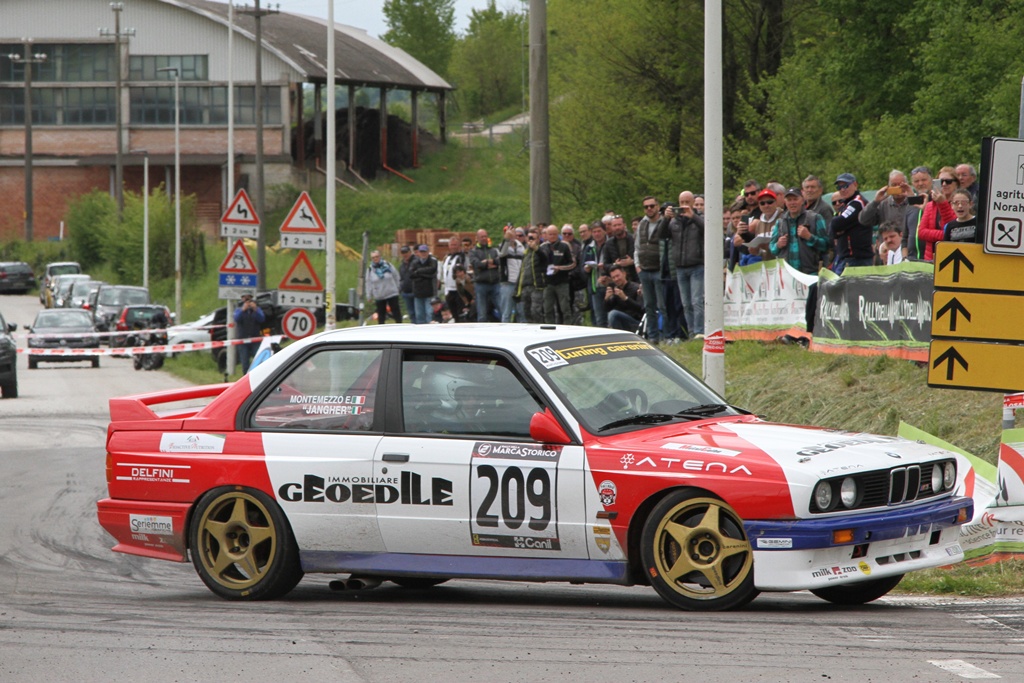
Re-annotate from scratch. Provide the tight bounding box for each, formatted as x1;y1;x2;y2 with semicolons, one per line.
17;336;266;356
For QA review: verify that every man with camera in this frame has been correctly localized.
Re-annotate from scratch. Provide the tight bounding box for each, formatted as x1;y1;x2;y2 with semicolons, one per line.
497;225;526;322
234;293;266;373
604;264;644;332
666;191;705;338
516;229;546;323
859;170;916;250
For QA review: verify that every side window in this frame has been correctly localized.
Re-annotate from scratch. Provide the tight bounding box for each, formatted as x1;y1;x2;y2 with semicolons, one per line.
401;352;543;437
250;348;383;431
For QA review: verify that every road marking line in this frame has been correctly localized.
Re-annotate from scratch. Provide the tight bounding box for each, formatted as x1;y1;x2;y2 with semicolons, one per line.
928;660;1000;679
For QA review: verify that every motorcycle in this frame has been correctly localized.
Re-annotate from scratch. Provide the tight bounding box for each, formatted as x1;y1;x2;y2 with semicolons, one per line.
128;323;167;371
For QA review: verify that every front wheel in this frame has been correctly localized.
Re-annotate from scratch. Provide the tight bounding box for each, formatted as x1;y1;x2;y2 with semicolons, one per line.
810;574;904;605
640;489;758;611
189;487;303;600
0;377;17;399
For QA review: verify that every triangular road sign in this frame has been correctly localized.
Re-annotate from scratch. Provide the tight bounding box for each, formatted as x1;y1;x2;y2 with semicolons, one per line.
279;250;324;292
280;191;326;233
219;239;258;274
221;189;260;225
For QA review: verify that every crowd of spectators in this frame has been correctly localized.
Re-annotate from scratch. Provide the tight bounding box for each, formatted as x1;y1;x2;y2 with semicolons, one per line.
368;162;981;340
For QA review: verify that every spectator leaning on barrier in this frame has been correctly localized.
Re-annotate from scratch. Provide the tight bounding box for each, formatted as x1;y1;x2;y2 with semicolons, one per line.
666;191;705;338
634;196;670;343
366;250;402;324
944;189;978;243
829;173;873;272
878;221;905;265
516;229;547;323
771;187;829;274
410;245;439;324
234;293;265;373
604;264;644;332
469;229;501;322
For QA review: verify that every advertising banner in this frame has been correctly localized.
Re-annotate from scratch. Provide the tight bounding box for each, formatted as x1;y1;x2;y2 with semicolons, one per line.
724;259;811;341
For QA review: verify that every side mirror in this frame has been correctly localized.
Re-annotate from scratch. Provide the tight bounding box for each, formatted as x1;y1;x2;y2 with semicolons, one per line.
529;408;572;445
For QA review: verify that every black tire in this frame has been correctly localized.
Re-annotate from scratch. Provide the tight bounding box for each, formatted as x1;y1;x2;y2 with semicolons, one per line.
91;356;100;368
810;574;904;606
27;358;37;370
189;487;303;600
639;489;758;611
390;577;449;589
0;377;17;399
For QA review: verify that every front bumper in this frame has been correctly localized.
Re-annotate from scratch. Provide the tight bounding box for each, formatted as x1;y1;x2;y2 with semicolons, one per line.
745;496;971;591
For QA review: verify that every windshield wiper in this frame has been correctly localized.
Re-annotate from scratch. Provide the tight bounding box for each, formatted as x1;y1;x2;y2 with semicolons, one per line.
674;403;746;420
598;413;677;432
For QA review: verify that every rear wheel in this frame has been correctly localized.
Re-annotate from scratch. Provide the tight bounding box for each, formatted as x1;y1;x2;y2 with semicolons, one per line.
189;487;303;600
810;574;904;605
27;358;38;370
640;489;757;611
390;577;449;589
0;377;17;399
91;356;100;368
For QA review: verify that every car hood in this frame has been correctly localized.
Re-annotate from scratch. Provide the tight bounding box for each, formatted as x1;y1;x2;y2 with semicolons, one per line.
32;325;95;335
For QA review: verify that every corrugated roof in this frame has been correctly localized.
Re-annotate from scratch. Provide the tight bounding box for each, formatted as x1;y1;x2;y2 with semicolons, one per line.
165;0;452;91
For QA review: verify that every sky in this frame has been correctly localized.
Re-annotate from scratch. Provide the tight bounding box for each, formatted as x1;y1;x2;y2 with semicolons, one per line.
283;0;504;39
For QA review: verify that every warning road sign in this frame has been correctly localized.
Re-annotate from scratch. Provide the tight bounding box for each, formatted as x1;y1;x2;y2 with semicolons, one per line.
218;239;258;299
220;189;260;239
280;192;327;250
279;251;323;292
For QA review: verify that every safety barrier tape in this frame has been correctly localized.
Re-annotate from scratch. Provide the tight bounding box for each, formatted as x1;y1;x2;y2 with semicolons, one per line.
12;323;231;340
15;336;267;356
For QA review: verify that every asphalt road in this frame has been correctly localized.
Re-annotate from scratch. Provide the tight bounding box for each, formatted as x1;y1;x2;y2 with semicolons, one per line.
0;292;1021;682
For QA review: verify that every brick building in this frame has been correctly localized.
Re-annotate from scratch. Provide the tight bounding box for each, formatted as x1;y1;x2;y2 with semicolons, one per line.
0;0;452;242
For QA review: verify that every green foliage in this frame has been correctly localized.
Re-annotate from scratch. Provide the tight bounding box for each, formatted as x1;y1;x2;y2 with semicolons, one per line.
382;0;456;77
64;190;116;270
448;2;526;119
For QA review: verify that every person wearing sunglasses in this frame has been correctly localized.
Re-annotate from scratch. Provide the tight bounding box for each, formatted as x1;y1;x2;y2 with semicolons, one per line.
914;166;958;262
828;173;872;273
742;189;782;264
942;189;977;243
634;197;670;344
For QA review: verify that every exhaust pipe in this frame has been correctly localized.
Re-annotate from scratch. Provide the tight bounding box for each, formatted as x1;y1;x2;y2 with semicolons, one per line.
328;576;383;592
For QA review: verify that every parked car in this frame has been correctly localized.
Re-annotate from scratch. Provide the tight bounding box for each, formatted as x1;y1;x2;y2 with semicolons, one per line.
45;273;90;309
39;261;81;304
90;285;150;333
0;261;37;294
0;308;17;398
25;308;101;369
66;279;105;309
110;304;172;347
166;310;216;357
97;325;972;609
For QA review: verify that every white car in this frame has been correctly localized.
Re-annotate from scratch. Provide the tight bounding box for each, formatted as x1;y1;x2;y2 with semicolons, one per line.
165;311;216;356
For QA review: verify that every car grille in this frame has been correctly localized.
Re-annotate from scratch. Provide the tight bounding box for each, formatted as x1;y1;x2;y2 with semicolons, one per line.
809;459;954;513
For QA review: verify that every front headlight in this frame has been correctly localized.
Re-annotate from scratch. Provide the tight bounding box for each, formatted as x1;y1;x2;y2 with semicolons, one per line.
943;461;956;490
840;477;858;508
931;464;944;493
814;481;834;511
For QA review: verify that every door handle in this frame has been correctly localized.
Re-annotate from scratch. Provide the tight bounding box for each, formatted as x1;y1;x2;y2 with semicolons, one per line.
381;453;410;463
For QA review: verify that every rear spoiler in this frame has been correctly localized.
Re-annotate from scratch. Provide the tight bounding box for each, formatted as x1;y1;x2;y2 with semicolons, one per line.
109;383;234;423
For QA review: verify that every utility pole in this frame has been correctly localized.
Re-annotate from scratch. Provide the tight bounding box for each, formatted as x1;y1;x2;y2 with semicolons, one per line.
325;0;337;331
157;67;182;322
100;2;135;218
238;1;279;292
528;0;550;226
7;42;47;242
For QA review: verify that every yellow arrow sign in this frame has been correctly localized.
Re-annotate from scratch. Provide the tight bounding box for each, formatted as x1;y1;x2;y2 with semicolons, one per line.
928;340;1024;392
931;290;1024;341
934;242;1024;292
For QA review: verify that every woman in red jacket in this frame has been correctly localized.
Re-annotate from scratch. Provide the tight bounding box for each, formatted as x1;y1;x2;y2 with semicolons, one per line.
915;166;958;261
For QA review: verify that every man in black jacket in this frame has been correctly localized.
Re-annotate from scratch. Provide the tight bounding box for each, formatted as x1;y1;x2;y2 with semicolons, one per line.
829;173;872;273
410;245;438;324
469;229;500;322
667;191;705;338
604;265;644;332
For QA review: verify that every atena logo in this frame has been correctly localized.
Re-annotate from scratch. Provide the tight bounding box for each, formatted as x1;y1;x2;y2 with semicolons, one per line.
278;472;453;506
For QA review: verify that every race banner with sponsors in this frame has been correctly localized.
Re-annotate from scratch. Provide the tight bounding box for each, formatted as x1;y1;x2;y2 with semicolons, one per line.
724;259;812;341
810;263;934;362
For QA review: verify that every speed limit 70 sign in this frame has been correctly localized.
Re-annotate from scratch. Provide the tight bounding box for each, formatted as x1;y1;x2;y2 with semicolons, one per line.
282;308;317;341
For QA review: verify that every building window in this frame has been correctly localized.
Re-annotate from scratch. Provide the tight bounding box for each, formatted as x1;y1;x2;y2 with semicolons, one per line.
0;44;114;83
0;87;114;125
129;55;208;82
129;85;281;125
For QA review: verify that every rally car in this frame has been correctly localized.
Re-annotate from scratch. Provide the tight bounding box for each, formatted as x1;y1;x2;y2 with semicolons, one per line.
97;325;972;611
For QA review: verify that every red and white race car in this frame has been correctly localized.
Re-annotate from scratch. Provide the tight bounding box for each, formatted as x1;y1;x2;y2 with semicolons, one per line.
97;325;972;610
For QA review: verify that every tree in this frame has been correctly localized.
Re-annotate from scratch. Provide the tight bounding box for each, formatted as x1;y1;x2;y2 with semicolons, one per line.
449;1;526;119
382;0;457;78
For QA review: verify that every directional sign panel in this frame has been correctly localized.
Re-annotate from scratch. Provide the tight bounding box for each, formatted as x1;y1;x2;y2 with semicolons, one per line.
279;191;327;250
933;242;1024;293
931;291;1024;341
984;137;1024;255
928;341;1024;393
220;189;260;239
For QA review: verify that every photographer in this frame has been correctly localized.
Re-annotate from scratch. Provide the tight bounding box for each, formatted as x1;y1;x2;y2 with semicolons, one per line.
233;293;265;373
497;225;526;322
604;264;644;332
516;230;546;323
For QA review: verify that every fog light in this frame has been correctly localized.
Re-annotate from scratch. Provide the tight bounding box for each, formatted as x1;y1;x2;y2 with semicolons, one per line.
840;477;858;508
943;462;956;490
957;507;969;523
814;481;833;511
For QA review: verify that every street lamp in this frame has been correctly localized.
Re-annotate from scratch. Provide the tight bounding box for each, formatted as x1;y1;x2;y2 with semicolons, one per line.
131;149;150;289
7;42;47;242
157;66;181;321
99;2;135;218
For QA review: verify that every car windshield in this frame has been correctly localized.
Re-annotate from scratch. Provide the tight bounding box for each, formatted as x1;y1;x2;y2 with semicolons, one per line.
71;281;97;296
99;288;148;306
50;264;80;277
126;308;165;326
525;336;742;433
35;311;92;328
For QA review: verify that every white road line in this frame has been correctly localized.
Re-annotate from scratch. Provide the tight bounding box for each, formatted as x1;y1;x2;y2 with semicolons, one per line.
929;659;1001;679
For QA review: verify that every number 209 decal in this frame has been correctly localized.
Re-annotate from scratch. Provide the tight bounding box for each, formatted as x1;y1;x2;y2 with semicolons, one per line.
470;442;561;551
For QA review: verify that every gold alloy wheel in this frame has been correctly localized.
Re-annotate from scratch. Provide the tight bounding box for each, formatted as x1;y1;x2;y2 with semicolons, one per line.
644;494;755;608
194;490;278;592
